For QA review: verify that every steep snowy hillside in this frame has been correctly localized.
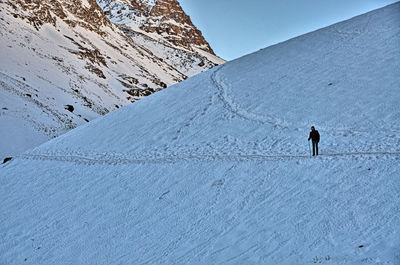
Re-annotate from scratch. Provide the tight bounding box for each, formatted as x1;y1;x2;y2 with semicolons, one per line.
1;3;399;265
0;0;223;158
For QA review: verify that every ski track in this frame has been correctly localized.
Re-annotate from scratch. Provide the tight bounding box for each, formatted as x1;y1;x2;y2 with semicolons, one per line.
211;65;289;128
11;150;400;167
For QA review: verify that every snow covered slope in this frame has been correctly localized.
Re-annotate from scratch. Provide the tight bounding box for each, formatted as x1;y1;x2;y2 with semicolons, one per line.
0;0;223;158
1;3;400;264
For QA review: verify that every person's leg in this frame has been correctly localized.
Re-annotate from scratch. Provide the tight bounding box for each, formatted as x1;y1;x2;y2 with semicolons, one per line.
312;141;316;156
316;142;319;155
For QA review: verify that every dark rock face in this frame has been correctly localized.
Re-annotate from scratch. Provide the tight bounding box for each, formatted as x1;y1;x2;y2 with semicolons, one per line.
3;157;12;164
144;0;215;55
65;105;74;112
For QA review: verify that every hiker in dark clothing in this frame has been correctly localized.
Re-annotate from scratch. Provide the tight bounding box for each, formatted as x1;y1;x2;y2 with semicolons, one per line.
308;126;320;156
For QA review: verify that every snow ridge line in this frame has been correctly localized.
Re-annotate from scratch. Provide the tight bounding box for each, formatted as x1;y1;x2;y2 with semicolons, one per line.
14;151;400;166
210;65;290;128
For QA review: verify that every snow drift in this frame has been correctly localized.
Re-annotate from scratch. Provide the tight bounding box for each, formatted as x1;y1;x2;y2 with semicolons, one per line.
1;3;399;264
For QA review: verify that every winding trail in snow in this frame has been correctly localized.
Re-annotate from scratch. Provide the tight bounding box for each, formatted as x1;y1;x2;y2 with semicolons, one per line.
12;151;400;166
211;65;289;128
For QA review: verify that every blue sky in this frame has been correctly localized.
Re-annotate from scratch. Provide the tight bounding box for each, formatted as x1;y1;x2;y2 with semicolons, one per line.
179;0;398;60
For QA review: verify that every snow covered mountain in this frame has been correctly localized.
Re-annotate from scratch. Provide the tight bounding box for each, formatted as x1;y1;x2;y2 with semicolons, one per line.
96;0;224;77
97;0;216;54
1;2;399;265
0;0;224;158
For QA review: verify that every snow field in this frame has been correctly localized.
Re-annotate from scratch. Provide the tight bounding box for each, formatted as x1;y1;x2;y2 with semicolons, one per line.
1;154;399;264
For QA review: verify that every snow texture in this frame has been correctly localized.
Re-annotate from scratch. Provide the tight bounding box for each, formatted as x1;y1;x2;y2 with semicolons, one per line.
1;3;400;265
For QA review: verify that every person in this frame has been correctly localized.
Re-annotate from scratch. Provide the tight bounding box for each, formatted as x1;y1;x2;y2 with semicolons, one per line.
308;126;320;156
